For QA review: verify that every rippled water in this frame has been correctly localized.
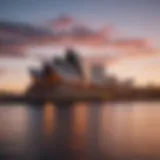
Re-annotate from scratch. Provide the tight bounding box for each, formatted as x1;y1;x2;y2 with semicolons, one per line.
0;102;160;160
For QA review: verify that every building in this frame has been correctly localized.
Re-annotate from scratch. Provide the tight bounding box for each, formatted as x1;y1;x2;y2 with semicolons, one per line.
26;49;86;97
90;64;106;84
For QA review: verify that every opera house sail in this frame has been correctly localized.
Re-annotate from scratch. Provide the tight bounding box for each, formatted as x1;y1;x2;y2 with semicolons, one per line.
26;49;86;100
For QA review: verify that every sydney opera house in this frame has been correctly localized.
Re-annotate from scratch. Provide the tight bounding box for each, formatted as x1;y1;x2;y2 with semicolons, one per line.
26;49;136;101
26;49;102;99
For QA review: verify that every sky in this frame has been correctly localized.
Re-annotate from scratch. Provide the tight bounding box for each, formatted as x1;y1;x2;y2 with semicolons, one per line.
0;0;160;93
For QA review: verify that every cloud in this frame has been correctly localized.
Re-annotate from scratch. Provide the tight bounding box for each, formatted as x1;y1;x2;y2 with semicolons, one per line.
0;16;158;59
0;43;27;57
111;39;158;58
29;21;113;47
112;39;153;50
48;15;74;30
0;21;51;37
0;21;53;57
0;67;7;76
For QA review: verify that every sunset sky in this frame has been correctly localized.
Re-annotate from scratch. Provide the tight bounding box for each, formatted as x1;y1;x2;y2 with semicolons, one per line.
0;0;160;93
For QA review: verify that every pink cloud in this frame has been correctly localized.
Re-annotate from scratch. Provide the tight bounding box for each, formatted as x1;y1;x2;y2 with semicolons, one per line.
113;39;152;49
48;15;75;31
111;39;158;57
0;43;26;57
0;16;158;59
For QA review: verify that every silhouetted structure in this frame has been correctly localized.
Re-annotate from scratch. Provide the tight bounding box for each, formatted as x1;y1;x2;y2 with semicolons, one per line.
23;49;160;102
90;64;106;84
65;49;83;79
26;49;89;99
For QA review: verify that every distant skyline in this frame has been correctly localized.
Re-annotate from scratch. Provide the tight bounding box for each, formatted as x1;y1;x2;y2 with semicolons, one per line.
0;0;160;93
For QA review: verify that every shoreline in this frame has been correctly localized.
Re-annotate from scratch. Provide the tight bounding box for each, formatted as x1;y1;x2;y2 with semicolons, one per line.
1;94;160;105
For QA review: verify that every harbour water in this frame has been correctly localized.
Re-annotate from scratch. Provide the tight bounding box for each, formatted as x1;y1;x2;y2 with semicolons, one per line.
0;102;160;160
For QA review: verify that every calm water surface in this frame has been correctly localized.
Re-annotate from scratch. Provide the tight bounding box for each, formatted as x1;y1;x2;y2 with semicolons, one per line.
0;102;160;160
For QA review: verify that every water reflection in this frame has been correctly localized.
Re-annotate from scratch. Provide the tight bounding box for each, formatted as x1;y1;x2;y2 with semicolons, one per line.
100;103;135;159
42;103;57;138
88;102;107;160
71;102;89;157
0;102;160;160
0;105;29;159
